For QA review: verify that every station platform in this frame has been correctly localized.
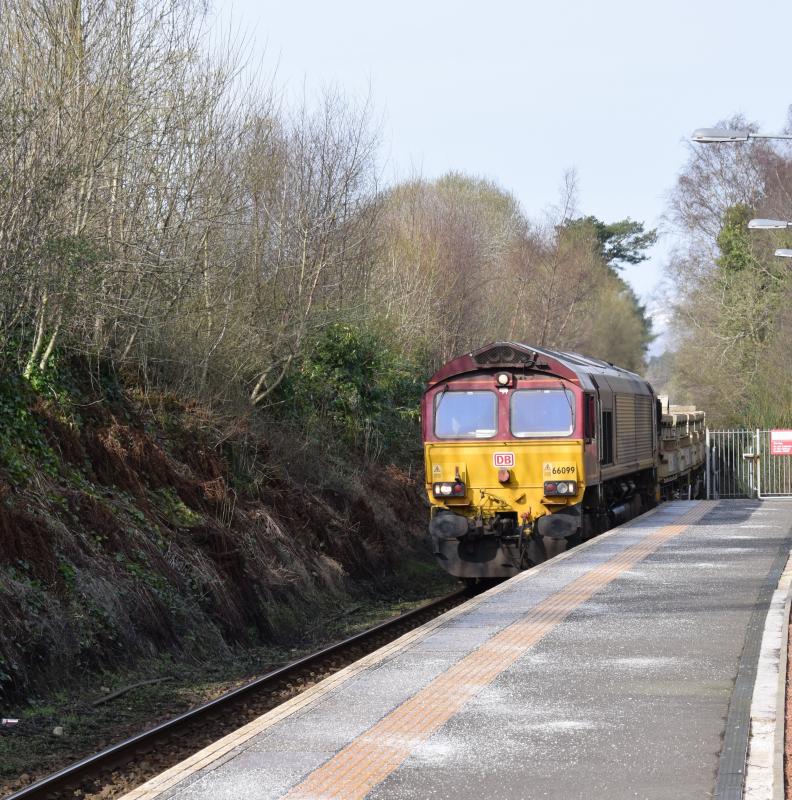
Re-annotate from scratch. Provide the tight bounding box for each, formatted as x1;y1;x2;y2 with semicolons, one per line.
124;500;792;800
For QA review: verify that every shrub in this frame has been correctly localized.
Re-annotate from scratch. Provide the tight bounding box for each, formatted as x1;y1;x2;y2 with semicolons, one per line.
275;323;426;464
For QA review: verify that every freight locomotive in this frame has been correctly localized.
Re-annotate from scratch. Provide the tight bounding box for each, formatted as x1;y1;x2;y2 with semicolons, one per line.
423;342;704;579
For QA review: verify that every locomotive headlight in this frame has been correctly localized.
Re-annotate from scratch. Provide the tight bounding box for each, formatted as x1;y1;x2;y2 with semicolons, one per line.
544;480;578;497
495;372;512;387
433;481;466;498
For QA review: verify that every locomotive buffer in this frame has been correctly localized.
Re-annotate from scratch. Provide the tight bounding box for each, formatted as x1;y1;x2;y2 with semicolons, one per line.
122;499;792;800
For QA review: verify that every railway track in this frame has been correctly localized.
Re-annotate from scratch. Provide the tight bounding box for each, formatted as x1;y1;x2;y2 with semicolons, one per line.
5;589;469;800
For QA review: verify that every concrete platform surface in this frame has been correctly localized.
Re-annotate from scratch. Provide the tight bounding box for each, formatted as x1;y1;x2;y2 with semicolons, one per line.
123;500;792;800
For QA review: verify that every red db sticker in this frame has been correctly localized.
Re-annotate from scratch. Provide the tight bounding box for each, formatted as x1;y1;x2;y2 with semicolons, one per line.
493;452;515;468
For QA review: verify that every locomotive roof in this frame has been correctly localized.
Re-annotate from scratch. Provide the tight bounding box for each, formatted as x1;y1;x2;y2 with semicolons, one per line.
427;342;647;388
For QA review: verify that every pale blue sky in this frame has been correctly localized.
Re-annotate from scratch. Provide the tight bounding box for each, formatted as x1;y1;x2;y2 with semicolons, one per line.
214;0;792;350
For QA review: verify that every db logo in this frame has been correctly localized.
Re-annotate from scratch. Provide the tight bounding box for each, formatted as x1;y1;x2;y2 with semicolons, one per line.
493;452;515;468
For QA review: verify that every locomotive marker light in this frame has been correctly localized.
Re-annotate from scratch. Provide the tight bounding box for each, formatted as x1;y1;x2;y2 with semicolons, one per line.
692;127;792;143
544;480;577;497
433;481;467;498
748;218;792;230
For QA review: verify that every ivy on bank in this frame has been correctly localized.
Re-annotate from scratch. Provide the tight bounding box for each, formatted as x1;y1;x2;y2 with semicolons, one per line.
274;323;428;464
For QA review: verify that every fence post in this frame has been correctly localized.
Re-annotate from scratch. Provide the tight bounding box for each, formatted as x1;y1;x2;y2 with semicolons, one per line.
756;428;762;499
705;427;710;500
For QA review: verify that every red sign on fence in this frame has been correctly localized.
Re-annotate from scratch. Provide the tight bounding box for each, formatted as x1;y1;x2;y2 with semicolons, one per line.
770;430;792;455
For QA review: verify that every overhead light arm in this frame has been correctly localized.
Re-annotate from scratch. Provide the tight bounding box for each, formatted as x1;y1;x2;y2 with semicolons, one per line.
692;127;792;143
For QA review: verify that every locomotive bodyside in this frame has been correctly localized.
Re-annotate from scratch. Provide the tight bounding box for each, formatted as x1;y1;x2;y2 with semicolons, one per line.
423;342;659;579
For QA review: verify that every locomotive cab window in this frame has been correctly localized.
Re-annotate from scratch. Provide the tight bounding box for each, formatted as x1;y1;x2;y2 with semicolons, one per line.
434;391;497;439
510;388;574;437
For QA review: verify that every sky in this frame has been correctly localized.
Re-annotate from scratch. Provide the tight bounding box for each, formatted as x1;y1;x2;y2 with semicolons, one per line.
213;0;792;353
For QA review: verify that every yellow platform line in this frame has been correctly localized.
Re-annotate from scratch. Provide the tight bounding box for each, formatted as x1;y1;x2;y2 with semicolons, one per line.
283;502;711;800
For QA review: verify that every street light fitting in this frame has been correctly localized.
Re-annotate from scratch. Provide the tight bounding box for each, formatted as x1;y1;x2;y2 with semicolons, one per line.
748;218;792;230
692;127;792;143
774;249;792;258
692;128;752;143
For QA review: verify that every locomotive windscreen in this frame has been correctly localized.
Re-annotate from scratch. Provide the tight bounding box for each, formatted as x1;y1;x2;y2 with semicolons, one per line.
434;391;497;439
511;389;575;437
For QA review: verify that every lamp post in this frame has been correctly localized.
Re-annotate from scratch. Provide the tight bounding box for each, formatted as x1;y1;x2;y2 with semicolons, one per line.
747;221;792;259
692;128;792;143
693;130;792;260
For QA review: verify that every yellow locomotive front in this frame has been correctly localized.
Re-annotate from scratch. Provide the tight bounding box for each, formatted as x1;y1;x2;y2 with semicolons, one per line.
423;346;596;579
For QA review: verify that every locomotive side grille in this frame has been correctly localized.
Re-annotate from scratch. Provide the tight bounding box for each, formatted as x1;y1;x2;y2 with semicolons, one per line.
615;393;654;463
615;394;636;461
634;395;655;458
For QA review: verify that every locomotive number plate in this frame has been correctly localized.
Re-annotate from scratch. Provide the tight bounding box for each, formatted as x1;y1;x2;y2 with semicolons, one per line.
493;452;515;468
543;462;576;479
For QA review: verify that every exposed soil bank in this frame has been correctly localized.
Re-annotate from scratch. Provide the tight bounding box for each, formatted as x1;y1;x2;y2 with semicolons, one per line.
0;362;448;783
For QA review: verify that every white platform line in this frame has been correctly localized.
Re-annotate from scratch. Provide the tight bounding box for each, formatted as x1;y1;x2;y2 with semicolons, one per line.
744;551;792;799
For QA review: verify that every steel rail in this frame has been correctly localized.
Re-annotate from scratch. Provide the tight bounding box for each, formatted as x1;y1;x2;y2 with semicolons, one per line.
5;589;468;800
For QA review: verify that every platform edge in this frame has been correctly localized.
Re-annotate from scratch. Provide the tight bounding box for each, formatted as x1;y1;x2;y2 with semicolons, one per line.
744;549;792;800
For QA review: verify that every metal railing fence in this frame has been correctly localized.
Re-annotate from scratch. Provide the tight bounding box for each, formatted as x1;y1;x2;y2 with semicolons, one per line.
706;429;792;499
